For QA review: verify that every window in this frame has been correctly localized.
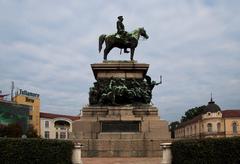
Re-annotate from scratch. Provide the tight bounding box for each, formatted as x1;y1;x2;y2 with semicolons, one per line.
60;127;66;130
25;97;34;103
217;123;221;132
29;115;32;120
44;131;50;139
233;122;238;134
56;132;59;139
45;121;49;128
207;123;212;133
60;132;66;139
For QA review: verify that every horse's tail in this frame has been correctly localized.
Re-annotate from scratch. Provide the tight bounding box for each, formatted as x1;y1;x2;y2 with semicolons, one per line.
99;34;106;53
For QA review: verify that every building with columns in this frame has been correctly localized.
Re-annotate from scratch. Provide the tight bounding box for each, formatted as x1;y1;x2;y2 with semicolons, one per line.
175;99;240;139
40;112;80;139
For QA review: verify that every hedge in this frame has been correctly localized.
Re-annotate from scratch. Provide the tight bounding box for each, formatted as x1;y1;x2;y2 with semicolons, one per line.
172;137;240;164
0;138;74;164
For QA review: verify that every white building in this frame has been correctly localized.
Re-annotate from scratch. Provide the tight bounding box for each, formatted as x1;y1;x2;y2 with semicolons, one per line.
40;112;80;139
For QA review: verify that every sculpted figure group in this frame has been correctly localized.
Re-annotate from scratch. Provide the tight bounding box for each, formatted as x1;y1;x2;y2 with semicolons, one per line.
89;76;161;105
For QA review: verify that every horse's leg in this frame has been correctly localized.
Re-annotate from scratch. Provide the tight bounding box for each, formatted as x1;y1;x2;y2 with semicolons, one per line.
104;46;113;60
103;48;108;60
103;41;109;60
130;48;135;61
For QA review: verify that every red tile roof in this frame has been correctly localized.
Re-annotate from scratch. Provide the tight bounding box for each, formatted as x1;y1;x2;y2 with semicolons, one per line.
222;110;240;118
176;109;240;129
0;94;9;100
40;112;80;121
176;115;202;129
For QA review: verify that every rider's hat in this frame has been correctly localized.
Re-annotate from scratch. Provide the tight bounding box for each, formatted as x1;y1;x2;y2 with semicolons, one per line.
118;16;123;20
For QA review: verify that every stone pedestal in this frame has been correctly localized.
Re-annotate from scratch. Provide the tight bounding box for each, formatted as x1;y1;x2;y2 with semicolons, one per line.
91;61;149;79
71;61;171;157
72;143;83;164
160;143;172;164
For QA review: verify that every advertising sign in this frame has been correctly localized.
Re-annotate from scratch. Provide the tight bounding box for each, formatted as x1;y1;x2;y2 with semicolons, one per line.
16;89;40;99
0;101;30;133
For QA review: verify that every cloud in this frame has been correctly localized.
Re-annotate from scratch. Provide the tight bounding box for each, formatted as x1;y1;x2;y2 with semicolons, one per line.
0;0;240;121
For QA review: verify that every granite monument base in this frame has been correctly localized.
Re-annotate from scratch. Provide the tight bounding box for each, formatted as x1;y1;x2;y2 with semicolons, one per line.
71;61;171;157
72;105;170;157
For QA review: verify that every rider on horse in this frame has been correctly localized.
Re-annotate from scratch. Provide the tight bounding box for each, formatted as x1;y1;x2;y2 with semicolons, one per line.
98;17;149;61
116;16;129;53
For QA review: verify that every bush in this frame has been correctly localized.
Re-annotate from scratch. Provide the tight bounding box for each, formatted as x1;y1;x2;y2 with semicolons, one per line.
0;138;74;164
172;137;240;164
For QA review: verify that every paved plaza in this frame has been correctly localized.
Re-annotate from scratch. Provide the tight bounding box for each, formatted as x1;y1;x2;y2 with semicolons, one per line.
82;157;162;164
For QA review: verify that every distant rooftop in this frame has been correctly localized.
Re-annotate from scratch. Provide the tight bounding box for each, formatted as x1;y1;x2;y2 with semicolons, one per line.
0;90;9;100
40;112;80;121
176;109;240;129
222;110;240;118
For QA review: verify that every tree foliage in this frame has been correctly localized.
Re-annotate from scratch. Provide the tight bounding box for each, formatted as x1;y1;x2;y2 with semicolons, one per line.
181;105;206;122
169;121;180;138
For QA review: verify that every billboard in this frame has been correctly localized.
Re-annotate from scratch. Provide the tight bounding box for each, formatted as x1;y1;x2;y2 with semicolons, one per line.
16;89;40;99
0;101;30;133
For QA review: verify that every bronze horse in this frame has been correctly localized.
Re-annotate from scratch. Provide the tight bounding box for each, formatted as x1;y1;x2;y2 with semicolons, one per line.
99;27;149;60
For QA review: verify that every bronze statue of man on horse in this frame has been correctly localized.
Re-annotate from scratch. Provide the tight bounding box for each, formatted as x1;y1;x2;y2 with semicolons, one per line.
99;16;149;61
116;16;130;53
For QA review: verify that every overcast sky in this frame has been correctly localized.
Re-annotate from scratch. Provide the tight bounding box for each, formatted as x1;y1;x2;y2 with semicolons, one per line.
0;0;240;122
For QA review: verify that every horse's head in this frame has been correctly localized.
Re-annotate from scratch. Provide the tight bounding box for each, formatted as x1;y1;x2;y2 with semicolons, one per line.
139;27;149;39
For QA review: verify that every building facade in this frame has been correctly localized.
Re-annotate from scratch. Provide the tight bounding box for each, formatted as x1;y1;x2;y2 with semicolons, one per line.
14;89;40;135
40;112;79;139
0;90;9;101
0;100;30;134
175;99;240;139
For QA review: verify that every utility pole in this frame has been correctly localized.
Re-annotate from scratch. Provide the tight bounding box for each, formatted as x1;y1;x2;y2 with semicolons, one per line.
11;81;14;101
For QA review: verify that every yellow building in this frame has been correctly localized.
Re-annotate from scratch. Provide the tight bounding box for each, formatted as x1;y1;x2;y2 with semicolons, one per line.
14;89;40;135
175;98;240;139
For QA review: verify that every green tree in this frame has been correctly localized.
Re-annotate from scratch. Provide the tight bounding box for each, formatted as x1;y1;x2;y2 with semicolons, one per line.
181;105;206;122
169;121;180;138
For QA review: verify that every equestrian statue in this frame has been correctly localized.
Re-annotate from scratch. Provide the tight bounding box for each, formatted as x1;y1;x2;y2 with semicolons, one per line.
99;16;149;61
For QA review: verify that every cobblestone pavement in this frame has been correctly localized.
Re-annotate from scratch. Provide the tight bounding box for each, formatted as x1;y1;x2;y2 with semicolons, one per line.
82;157;162;164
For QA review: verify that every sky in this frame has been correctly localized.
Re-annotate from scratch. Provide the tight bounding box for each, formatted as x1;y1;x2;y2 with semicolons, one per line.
0;0;240;122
